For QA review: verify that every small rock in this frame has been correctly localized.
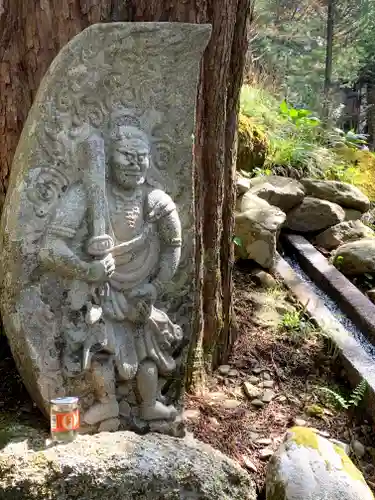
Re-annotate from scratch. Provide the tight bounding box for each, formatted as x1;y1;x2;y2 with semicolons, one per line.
222;399;241;410
206;391;227;403
277;395;287;403
293;418;307;427
262;390;275;403
263;372;272;381
183;409;200;421
242;454;258;472
261;380;274;389
252;367;262;374
248;376;260;385
243;382;262;400
251;269;277;289
251;399;265;408
218;365;231;376
352;439;366;458
228;369;239;377
249;432;260;441
259;447;274;460
98;418;120;432
255;438;272;446
208;417;220;428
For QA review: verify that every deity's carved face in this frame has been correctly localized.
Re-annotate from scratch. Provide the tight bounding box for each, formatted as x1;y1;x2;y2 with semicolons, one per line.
109;125;150;189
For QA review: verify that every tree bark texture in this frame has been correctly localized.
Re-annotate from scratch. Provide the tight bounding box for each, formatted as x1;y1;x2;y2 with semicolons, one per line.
0;0;251;391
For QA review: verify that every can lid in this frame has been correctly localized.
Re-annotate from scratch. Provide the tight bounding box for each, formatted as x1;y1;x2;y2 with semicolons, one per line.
50;397;79;405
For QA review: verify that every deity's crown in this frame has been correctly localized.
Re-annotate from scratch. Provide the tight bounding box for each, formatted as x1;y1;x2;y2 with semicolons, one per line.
107;109;149;147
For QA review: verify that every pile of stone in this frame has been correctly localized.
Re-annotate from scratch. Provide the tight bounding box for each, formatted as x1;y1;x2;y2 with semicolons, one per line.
236;175;374;273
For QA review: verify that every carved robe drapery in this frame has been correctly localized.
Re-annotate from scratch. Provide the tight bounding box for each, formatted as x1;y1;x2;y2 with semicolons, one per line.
44;181;183;381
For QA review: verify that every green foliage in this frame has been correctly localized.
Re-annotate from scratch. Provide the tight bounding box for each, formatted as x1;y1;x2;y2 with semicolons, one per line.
317;379;368;410
239;85;366;183
252;0;369;113
280;310;302;331
279;302;317;342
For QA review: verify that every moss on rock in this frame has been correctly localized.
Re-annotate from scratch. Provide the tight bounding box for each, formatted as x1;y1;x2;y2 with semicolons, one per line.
0;431;256;500
266;426;374;499
237;114;269;173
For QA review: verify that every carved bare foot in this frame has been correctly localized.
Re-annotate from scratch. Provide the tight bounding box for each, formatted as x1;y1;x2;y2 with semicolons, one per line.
141;401;177;421
83;398;119;425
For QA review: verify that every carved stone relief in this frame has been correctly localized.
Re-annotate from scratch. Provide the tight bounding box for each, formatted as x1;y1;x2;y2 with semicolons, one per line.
0;23;211;435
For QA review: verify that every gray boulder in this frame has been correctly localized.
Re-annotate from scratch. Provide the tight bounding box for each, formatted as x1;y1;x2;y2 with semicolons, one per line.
237;174;251;195
285;197;345;232
249;175;305;212
236;193;286;268
333;238;375;275
301;179;370;213
344;209;363;221
314;220;375;250
266;426;374;500
0;431;256;500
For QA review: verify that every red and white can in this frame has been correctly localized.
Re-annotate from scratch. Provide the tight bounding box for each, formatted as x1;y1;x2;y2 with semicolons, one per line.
50;397;80;442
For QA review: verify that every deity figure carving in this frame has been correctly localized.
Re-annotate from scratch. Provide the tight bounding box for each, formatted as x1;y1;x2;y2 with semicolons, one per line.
39;113;184;430
0;22;211;437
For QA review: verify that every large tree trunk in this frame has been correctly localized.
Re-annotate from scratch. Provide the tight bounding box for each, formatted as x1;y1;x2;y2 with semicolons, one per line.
0;0;250;391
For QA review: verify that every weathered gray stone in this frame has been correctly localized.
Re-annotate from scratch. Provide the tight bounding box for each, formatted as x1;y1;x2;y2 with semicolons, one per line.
333;238;375;274
314;220;375;250
345;209;363;221
243;382;262;400
0;23;211;433
286;196;345;232
266;427;374;500
237;174;251;195
251;269;278;289
0;431;256;499
249;175;305;212
236;193;286;268
301;179;370;213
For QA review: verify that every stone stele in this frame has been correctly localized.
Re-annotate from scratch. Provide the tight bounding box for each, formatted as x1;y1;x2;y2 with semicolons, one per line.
0;22;211;435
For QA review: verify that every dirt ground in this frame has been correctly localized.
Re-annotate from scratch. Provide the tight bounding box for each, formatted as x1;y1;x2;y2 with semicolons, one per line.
185;263;375;497
0;263;375;498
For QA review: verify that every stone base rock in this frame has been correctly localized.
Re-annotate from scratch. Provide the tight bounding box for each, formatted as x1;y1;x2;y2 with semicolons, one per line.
249;175;305;212
236;193;286;269
286;196;345;232
301;179;370;213
333;238;375;275
0;431;256;500
314;220;375;251
266;426;374;500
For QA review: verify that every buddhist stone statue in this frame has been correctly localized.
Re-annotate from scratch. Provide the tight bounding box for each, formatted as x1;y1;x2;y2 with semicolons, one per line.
0;23;211;434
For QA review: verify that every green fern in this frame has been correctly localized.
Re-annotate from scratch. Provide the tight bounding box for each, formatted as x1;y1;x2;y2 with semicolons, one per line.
318;387;349;409
348;379;367;407
317;379;367;411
